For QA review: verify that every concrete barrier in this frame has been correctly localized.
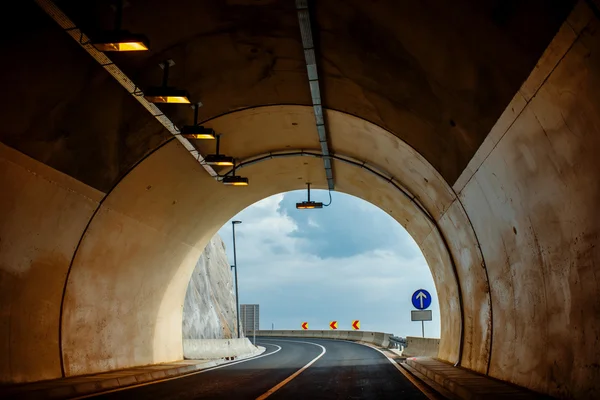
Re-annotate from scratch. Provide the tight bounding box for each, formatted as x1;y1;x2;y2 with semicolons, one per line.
183;338;259;359
256;330;391;348
402;336;440;357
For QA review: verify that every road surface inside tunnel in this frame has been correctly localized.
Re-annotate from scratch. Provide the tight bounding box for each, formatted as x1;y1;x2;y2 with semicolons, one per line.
87;338;429;399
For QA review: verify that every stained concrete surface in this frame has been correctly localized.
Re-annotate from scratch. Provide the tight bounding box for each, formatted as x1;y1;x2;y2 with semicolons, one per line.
0;143;104;383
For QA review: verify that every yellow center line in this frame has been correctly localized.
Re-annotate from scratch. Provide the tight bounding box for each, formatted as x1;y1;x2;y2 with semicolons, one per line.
255;340;327;400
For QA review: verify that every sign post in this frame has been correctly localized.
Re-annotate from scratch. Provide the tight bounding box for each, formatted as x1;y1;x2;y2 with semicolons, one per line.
411;289;432;337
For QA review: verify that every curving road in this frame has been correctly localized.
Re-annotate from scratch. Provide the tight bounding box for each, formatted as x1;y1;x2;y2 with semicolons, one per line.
88;338;431;399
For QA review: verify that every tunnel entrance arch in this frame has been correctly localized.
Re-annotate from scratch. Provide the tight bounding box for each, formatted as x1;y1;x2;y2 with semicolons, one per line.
57;106;490;378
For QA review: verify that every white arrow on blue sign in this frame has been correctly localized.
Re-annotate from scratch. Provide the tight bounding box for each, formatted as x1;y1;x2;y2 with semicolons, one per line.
411;289;432;310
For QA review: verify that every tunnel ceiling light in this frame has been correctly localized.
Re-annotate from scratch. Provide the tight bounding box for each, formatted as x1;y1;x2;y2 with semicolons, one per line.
144;60;191;104
296;201;323;209
223;175;249;186
204;154;234;166
204;134;234;166
181;103;216;139
144;87;190;104
91;0;149;52
222;161;249;186
92;31;149;51
181;125;216;139
296;183;323;209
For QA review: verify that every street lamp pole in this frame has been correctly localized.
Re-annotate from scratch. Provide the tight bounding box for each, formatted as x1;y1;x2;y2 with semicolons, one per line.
232;220;242;338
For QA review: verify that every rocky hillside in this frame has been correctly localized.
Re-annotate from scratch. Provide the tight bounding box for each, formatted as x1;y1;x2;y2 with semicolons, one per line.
182;235;238;339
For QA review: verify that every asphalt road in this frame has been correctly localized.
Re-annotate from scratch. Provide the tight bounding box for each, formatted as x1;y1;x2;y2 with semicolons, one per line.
90;338;429;400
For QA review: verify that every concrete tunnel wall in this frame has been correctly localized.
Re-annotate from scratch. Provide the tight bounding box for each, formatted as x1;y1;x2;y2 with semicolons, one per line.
452;5;600;396
1;1;600;398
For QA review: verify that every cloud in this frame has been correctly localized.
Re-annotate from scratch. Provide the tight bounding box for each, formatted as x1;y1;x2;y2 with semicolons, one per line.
218;190;441;337
276;191;420;260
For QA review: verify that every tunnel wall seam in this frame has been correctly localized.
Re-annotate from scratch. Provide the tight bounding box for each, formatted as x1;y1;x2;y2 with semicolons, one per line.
56;198;103;378
56;137;177;377
438;194;493;374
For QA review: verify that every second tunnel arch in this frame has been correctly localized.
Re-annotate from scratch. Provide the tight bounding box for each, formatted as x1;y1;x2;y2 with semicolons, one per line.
215;188;444;337
60;106;491;378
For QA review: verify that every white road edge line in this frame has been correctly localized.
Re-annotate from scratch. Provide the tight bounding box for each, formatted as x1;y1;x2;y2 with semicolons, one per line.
351;341;440;400
255;339;326;400
72;343;282;399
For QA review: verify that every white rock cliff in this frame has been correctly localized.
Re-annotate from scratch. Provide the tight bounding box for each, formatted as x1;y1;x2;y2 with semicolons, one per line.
182;235;238;339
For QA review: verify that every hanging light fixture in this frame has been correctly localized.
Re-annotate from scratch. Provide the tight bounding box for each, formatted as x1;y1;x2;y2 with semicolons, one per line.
223;161;249;186
204;135;234;166
180;103;216;139
92;0;149;51
296;183;323;209
144;60;191;104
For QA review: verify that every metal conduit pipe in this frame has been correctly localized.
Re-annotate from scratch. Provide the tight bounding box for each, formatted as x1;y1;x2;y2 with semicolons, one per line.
295;0;335;190
223;149;466;365
34;0;218;178
222;150;432;221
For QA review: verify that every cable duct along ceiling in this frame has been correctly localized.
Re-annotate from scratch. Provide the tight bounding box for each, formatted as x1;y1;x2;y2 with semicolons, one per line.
296;0;334;190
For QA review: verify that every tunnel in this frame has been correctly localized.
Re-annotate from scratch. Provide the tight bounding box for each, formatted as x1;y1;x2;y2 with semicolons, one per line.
1;0;599;398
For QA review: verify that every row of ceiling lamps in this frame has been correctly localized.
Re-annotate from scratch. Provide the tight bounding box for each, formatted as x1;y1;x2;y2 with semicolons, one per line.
90;1;333;206
90;1;248;186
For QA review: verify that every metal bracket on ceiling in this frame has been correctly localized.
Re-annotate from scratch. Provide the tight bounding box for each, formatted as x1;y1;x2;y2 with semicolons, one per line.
295;0;334;191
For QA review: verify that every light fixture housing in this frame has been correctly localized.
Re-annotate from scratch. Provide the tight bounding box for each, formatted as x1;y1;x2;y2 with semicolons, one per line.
204;134;234;165
92;31;149;51
223;176;249;186
296;201;323;209
144;60;191;104
180;103;215;139
181;125;216;139
296;182;324;209
144;87;190;104
204;154;234;166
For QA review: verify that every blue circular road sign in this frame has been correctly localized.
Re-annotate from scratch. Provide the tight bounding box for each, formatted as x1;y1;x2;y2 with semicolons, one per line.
411;289;432;310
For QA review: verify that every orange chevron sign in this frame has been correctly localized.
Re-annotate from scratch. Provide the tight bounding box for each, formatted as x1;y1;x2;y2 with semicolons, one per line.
329;321;338;330
352;320;360;330
301;322;309;330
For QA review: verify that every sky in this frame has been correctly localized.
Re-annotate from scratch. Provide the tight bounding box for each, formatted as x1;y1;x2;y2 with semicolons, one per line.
217;190;441;338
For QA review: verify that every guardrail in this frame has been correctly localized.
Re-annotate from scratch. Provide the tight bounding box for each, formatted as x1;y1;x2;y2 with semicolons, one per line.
402;336;440;357
256;330;391;347
183;338;259;359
